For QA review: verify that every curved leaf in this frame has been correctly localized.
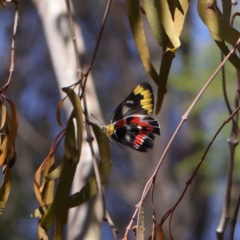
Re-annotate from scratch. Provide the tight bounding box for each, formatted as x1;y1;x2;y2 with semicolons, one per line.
68;124;112;208
56;97;67;127
0;98;18;166
0;100;6;130
173;0;190;38
156;51;175;114
0;167;11;216
31;205;50;218
62;87;83;154
40;118;78;229
155;0;180;51
142;0;165;47
198;0;240;70
126;0;162;84
34;154;55;206
40;88;83;230
44;163;63;181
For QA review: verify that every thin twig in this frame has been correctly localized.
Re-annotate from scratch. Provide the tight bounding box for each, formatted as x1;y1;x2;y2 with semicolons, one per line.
216;15;240;240
65;0;118;238
150;177;156;240
66;0;113;94
123;38;240;238
0;1;19;94
89;0;113;69
230;193;240;240
221;51;240;138
161;106;240;236
221;53;232;114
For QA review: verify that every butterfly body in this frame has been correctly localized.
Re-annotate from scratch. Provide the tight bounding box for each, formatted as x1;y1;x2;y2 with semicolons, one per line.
102;83;160;152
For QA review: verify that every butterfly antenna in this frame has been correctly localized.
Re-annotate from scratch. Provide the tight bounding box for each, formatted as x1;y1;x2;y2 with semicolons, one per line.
84;120;102;129
91;114;103;125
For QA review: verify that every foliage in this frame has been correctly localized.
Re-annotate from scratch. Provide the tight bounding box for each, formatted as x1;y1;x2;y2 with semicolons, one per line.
1;0;240;240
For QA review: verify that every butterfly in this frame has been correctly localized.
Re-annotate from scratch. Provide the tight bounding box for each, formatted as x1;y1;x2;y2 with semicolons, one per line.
102;82;160;152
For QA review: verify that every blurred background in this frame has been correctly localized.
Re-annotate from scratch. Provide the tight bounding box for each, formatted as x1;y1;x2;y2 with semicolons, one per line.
0;0;240;239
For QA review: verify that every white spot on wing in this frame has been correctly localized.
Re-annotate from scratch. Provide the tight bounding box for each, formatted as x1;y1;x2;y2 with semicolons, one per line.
121;106;131;116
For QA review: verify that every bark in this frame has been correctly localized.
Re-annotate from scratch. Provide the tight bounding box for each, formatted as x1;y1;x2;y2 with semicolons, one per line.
32;0;103;239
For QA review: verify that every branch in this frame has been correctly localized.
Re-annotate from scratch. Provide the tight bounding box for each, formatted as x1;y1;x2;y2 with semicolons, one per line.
230;193;240;240
0;1;19;94
162;106;240;237
65;0;117;239
123;37;240;238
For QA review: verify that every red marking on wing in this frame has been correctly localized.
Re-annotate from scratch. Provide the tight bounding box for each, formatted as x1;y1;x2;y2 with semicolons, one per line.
130;117;141;124
133;134;145;147
116;119;126;129
137;122;153;132
130;117;153;131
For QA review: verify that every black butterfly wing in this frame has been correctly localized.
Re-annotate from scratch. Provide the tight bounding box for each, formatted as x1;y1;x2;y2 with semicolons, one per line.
112;115;160;152
110;83;154;123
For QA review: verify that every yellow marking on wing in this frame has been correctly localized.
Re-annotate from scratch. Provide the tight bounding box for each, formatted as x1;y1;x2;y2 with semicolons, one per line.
142;104;153;115
134;85;144;95
103;125;115;138
143;104;153;109
147;109;153;115
141;98;152;104
144;93;152;99
134;84;154;115
141;89;150;96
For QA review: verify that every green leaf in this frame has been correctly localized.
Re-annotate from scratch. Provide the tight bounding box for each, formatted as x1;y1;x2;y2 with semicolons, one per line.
44;163;63;181
62;87;83;154
68;124;112;208
222;0;231;21
198;0;240;70
154;0;180;51
126;1;162;83
0;100;7;130
31;205;50;218
142;0;165;47
40;88;83;230
156;51;175;114
172;0;190;38
0;98;18;166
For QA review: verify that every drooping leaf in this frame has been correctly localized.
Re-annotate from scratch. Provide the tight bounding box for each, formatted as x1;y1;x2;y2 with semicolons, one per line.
142;0;165;47
40;88;83;230
222;0;231;21
156;51;175;114
62;87;83;153
34;154;55;206
31;205;50;218
44;163;63;181
0;167;11;216
38;223;49;240
0;100;7;130
41;155;55;206
154;0;180;51
68;124;112;208
198;0;240;71
40;118;78;229
54;208;67;240
0;98;18;166
56;97;67;127
126;0;168;114
126;1;163;84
